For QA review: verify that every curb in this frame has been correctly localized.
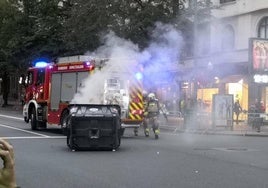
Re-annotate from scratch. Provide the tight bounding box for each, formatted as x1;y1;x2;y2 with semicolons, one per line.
160;125;268;137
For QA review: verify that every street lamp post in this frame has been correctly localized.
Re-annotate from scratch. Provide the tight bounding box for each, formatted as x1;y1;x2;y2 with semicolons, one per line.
192;0;198;100
192;0;212;100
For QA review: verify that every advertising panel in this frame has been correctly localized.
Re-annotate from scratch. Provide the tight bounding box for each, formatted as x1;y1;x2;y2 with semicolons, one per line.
212;94;233;127
249;38;268;73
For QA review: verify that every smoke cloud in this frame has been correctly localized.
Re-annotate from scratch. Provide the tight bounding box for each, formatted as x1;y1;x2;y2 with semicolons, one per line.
71;22;183;104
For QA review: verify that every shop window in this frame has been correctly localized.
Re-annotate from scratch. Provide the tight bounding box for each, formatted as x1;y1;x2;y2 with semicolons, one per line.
26;71;34;85
258;17;268;39
221;25;235;51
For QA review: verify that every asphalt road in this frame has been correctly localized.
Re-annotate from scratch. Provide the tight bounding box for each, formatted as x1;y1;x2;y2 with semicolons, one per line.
0;113;268;188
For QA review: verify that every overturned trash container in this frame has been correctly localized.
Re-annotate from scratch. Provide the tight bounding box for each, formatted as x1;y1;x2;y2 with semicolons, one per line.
66;104;122;151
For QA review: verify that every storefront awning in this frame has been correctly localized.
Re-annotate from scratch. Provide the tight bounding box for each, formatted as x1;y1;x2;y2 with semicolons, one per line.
188;63;248;85
219;74;246;83
215;63;248;78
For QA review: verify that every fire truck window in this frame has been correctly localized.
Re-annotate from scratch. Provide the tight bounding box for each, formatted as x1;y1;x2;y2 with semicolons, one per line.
37;69;45;85
77;72;89;90
61;73;76;102
27;71;34;85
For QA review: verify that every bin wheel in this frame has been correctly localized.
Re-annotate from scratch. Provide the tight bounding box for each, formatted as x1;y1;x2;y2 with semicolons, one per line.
61;110;69;135
67;135;73;150
120;128;125;136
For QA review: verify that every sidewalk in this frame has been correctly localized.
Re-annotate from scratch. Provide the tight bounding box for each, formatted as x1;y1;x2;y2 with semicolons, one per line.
0;100;23;116
159;116;268;137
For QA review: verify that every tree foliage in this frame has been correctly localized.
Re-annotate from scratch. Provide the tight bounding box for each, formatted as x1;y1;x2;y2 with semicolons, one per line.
0;0;198;66
0;0;215;102
64;0;188;51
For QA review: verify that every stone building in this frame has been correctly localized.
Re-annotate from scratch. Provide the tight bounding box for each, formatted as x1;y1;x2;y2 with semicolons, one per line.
173;0;268;118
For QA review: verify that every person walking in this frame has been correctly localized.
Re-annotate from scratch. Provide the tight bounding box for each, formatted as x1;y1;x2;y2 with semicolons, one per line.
233;100;242;125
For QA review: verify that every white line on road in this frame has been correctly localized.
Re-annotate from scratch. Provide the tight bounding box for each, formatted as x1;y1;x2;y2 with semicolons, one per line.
0;123;50;137
0;114;23;121
0;136;65;140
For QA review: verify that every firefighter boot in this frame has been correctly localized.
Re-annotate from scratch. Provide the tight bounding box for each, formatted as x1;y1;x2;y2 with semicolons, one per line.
145;128;149;137
154;129;160;139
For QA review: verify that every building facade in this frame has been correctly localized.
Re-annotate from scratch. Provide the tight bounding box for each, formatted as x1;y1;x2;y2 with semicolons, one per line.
174;0;268;119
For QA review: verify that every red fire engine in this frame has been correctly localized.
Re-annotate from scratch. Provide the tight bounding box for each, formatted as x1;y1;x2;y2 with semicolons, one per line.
22;56;95;130
22;55;144;133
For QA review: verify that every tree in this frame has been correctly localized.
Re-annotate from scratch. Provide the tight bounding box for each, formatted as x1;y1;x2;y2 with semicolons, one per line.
0;0;70;105
0;0;22;106
1;0;214;65
186;0;216;57
62;0;189;52
10;0;68;65
62;0;114;54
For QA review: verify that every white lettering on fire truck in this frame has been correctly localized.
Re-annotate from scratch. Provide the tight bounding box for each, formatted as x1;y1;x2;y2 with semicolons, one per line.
69;65;84;69
58;66;68;70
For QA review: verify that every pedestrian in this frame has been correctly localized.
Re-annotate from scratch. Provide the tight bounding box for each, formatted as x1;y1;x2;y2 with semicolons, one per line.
253;100;264;132
233;100;242;124
0;138;19;188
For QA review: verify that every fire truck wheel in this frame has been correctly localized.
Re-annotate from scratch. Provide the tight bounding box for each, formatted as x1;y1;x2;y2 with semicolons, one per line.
30;109;38;130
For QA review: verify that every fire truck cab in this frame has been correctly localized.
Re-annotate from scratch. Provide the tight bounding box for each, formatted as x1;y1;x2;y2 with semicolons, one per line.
22;56;95;131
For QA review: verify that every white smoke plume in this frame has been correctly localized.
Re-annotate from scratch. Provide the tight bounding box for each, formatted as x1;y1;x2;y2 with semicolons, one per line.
71;22;183;104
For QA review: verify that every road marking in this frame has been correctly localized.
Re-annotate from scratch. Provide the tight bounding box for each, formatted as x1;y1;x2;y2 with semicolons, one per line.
0;114;23;121
0;123;50;137
0;136;65;140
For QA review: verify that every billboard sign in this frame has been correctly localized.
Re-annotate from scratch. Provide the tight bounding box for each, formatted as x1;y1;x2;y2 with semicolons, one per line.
212;94;233;127
249;38;268;73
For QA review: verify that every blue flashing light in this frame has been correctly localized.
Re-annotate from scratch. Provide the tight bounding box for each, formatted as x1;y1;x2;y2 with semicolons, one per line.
33;57;50;68
84;61;95;70
84;61;91;66
135;72;143;80
35;61;49;68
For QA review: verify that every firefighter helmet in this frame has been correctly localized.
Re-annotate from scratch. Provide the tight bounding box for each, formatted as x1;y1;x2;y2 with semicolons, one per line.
148;93;156;100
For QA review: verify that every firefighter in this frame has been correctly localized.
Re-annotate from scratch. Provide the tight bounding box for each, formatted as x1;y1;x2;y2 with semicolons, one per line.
143;92;162;139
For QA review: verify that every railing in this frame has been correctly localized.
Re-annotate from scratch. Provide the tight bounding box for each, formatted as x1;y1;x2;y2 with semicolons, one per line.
160;109;267;132
239;112;267;132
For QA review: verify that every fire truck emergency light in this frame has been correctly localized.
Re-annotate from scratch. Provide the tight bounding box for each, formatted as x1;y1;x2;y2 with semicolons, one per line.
135;72;143;80
84;61;94;70
35;61;49;68
85;61;91;66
